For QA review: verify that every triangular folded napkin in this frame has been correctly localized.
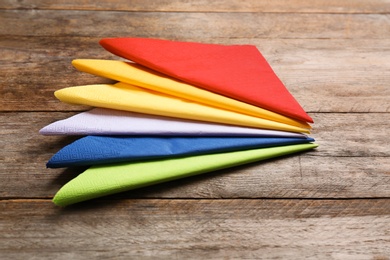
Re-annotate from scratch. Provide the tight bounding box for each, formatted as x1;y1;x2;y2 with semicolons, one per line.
100;38;313;123
53;143;318;206
72;59;309;129
55;83;309;133
47;135;315;168
39;108;308;138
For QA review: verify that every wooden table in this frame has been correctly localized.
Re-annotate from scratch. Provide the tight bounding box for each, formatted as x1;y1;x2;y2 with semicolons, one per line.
1;1;389;259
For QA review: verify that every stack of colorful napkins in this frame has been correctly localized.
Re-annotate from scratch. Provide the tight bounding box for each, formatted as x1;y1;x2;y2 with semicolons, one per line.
40;38;317;206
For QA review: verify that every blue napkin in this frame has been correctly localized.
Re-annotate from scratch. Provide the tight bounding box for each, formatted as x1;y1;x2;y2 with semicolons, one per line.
47;136;315;168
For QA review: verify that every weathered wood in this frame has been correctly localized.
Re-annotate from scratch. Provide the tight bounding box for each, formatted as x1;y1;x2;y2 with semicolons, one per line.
2;153;390;199
1;36;389;112
1;0;390;14
0;199;389;259
1;112;389;199
311;113;390;157
1;0;389;258
0;36;114;112
1;10;389;39
1;112;389;158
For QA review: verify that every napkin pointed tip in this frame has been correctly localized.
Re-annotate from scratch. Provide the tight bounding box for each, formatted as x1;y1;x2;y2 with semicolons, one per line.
52;195;66;207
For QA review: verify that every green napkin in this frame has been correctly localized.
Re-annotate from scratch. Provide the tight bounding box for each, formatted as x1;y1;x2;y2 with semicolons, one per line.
53;143;317;206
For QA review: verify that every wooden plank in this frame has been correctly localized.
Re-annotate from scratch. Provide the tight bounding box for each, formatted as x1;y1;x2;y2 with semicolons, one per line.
1;2;388;259
1;112;389;199
0;36;115;112
0;199;389;259
1;36;389;112
311;113;390;157
2;152;390;199
0;10;389;39
1;0;390;14
2;112;388;158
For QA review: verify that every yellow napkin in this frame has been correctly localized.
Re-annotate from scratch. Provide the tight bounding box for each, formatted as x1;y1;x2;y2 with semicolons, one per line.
55;83;310;133
72;59;310;129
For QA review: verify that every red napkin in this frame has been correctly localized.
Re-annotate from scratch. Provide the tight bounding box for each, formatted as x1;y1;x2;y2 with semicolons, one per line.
100;38;313;123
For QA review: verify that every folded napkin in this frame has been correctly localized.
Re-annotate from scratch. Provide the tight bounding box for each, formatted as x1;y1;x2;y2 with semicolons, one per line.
100;38;313;123
47;135;315;168
72;59;309;129
55;83;309;133
39;108;308;138
53;143;318;206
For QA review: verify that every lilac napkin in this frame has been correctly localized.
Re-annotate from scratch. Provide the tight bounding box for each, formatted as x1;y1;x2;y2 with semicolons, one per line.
40;108;307;138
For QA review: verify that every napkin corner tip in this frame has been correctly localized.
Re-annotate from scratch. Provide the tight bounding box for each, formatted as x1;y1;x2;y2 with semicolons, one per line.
52;196;65;207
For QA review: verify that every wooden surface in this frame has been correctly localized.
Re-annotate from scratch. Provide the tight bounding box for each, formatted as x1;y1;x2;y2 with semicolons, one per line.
0;1;389;259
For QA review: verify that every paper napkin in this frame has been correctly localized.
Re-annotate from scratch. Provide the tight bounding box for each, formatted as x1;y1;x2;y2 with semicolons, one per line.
39;108;308;138
53;143;317;206
54;83;309;133
99;38;313;123
72;59;309;129
47;135;315;168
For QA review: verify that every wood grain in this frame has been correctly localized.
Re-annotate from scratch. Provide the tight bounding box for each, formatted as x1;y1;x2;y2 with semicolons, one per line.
2;154;390;199
1;112;389;199
2;112;389;159
1;10;389;39
1;0;389;258
118;152;390;199
1;36;389;112
0;199;389;259
1;0;390;13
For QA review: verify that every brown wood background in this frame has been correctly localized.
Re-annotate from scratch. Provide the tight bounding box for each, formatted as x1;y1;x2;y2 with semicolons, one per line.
1;1;389;259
